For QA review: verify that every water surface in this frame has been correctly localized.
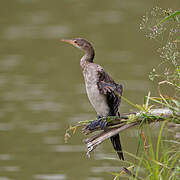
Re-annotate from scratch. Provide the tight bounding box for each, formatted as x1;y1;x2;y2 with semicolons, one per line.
0;0;179;179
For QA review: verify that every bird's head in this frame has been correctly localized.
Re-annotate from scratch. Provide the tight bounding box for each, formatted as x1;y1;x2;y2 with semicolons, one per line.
61;38;93;52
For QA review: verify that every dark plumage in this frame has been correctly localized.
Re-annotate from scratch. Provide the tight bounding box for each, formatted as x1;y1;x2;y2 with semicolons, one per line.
62;38;124;160
97;69;124;160
97;70;123;116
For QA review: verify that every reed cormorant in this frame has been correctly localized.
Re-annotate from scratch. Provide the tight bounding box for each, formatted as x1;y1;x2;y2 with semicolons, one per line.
62;38;124;160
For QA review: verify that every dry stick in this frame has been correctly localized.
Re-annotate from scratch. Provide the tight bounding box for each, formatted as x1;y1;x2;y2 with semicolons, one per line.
83;108;175;157
86;122;138;157
82;112;136;135
83;108;174;135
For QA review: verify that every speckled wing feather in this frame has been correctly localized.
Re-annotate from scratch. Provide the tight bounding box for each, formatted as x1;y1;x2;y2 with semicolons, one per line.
97;69;123;116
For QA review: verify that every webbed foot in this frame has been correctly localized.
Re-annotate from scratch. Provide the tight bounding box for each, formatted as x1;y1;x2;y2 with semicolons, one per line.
99;120;107;130
87;119;101;130
87;116;108;131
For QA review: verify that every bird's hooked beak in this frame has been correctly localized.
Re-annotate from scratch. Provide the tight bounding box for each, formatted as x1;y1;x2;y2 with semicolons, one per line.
61;39;76;46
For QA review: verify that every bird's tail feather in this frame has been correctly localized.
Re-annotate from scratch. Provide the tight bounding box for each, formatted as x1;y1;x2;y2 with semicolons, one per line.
110;134;124;160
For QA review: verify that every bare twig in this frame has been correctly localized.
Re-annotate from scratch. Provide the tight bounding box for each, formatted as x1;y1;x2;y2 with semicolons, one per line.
86;123;137;157
83;108;176;157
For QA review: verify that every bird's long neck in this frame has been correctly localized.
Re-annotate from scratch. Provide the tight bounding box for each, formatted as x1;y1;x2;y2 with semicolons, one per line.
80;47;95;69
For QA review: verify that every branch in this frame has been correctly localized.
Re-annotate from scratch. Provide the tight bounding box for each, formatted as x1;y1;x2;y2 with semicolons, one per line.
83;108;178;157
85;123;137;157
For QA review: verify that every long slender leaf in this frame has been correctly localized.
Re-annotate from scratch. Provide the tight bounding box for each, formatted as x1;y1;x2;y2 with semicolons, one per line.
149;97;178;112
156;121;166;161
156;11;180;26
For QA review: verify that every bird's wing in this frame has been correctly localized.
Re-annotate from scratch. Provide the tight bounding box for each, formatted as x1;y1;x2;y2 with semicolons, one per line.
97;68;123;115
96;67;124;160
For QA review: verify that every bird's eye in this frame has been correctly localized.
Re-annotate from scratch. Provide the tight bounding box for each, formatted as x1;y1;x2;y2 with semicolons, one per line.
74;40;77;44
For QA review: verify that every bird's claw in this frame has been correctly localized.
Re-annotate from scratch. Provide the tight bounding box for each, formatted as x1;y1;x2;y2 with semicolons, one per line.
99;120;107;130
87;120;100;130
87;119;107;131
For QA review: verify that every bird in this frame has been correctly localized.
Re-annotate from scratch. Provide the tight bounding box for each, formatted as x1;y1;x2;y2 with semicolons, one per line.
61;38;124;160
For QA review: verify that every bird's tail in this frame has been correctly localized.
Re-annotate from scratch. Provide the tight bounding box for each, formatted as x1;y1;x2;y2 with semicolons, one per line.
110;134;124;160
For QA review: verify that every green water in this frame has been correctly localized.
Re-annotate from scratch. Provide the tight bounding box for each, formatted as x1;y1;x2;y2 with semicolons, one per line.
0;0;179;180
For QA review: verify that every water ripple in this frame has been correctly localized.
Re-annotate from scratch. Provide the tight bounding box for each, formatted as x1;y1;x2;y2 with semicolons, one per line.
0;154;13;161
87;178;103;180
27;122;61;133
0;166;20;172
43;136;62;144
5;25;70;40
34;174;66;180
0;123;14;131
0;55;22;71
0;177;14;180
26;101;62;112
50;145;85;152
91;166;123;173
89;11;124;24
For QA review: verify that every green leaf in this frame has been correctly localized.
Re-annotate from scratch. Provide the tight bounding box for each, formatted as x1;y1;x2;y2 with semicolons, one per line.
156;11;180;26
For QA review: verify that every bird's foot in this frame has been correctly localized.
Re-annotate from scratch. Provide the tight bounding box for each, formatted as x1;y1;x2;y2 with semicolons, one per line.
87;116;107;131
99;119;107;130
97;116;108;130
87;120;101;131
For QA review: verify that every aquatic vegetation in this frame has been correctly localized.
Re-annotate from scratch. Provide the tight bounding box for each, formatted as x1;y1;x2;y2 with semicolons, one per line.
112;122;180;180
140;7;180;100
112;7;180;180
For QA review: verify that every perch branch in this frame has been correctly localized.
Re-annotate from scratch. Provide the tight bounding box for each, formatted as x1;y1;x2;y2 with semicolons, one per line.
83;108;177;157
85;123;137;157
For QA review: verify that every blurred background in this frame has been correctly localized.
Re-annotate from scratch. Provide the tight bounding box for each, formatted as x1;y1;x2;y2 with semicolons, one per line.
0;0;179;180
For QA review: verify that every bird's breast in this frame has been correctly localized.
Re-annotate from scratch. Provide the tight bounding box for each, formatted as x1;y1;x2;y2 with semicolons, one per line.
83;66;109;117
